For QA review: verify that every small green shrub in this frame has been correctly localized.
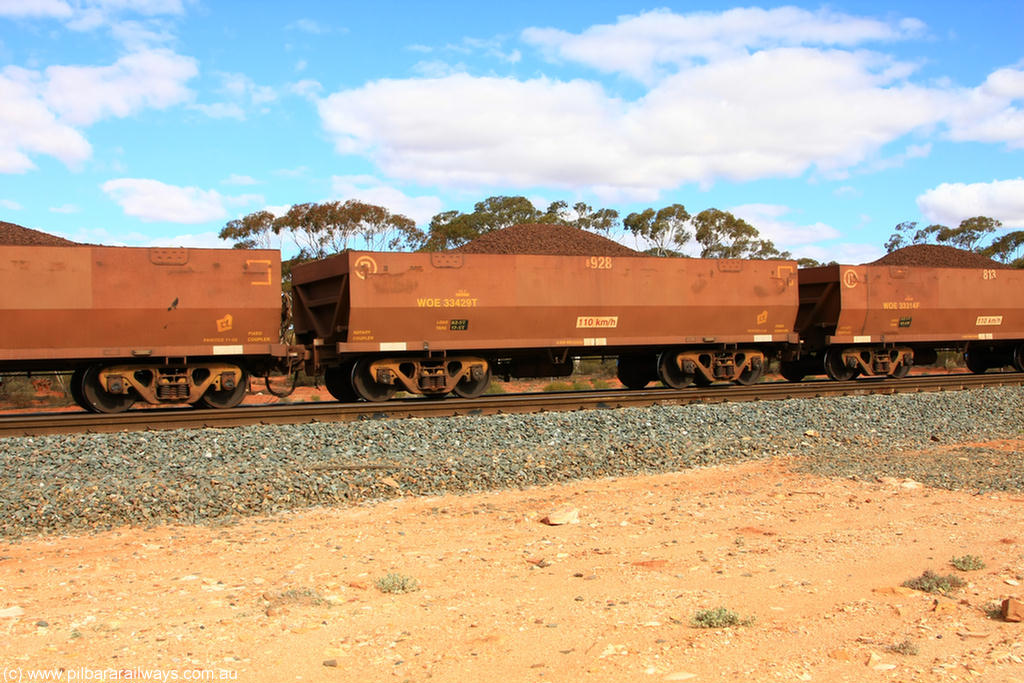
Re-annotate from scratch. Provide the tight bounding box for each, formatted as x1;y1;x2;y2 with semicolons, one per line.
575;358;617;378
950;554;986;571
984;602;1004;620
690;607;754;629
484;381;507;395
542;381;573;392
888;639;919;656
376;573;419;594
591;378;611;390
901;570;967;595
571;380;592;391
266;588;328;607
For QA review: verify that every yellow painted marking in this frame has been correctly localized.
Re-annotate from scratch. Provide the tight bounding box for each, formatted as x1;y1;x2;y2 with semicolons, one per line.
576;315;618;329
246;259;273;286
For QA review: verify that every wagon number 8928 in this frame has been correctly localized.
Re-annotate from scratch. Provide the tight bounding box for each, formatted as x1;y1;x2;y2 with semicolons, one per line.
586;256;613;270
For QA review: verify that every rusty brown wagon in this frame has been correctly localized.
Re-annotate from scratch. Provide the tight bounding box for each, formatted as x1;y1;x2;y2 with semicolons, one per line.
291;251;801;401
783;264;1024;381
0;245;296;412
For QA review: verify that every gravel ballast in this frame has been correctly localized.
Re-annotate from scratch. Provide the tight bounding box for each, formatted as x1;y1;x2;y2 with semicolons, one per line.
1;386;1022;540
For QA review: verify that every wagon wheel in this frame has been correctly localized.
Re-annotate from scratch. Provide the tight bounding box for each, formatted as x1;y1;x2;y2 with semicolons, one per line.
657;351;694;389
1013;345;1024;373
616;355;654;390
823;348;859;381
70;367;90;411
452;364;492;398
323;363;358;402
734;362;764;386
693;372;713;387
890;362;912;378
80;365;136;414
779;361;806;383
964;347;989;374
351;358;396;402
197;369;249;409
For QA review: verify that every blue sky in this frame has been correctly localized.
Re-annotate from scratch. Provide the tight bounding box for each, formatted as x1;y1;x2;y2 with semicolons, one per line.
2;1;1023;263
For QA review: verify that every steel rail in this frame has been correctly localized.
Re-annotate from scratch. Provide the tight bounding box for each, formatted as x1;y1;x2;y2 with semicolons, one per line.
1;372;1022;438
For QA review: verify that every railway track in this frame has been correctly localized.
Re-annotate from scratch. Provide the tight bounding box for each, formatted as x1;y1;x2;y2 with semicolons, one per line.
1;372;1022;438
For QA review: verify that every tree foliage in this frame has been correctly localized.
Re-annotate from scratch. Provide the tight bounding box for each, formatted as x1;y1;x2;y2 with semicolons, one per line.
421;196;620;250
692;208;790;259
884;215;1024;267
623;204;691;257
219;200;423;261
220;210;280;250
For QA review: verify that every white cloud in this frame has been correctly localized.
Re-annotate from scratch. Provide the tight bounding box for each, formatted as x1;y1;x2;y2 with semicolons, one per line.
288;18;329;34
102;178;250;223
523;7;924;83
0;67;92;172
0;47;196;172
219;72;276;105
49;203;79;213
2;0;184;37
222;173;260;186
290;79;322;99
109;19;175;50
730;203;840;247
317;49;951;196
315;7;1024;196
917;179;1024;228
945;66;1024;149
64;226;230;248
797;242;884;265
147;231;229;248
193;72;278;120
0;0;72;18
330;175;443;224
191;102;244;119
264;204;291;218
0;198;23;210
43;48;197;126
411;60;467;78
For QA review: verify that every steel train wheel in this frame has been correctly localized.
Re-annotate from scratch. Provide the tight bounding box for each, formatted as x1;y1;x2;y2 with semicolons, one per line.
657;351;694;389
197;369;249;409
324;363;358;402
1014;345;1024;373
351;358;396;402
734;363;764;386
80;365;136;413
452;365;492;399
964;348;989;374
890;362;912;378
823;349;859;381
616;355;654;390
70;367;90;411
779;361;806;383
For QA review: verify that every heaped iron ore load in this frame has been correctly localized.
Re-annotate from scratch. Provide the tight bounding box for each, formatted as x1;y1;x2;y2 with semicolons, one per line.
0;220;80;247
870;243;1008;269
0;244;295;412
291;249;800;401
453;223;643;256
